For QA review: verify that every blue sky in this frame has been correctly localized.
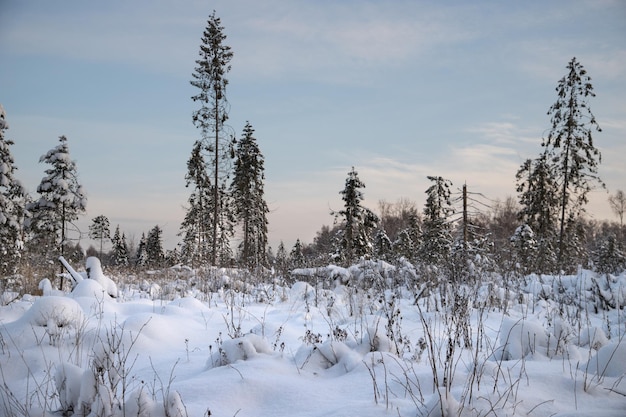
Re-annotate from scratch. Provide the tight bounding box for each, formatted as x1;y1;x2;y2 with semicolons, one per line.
1;0;625;252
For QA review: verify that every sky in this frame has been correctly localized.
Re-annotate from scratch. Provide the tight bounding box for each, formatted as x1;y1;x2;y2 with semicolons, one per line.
1;0;625;252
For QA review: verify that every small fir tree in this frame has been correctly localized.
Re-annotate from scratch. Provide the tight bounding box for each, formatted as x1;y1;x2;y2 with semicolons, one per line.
333;167;379;265
516;154;560;273
179;141;213;266
146;225;165;268
89;215;111;259
418;176;453;267
135;233;148;268
290;239;305;269
510;224;538;275
393;212;421;262
593;234;626;275
275;241;289;276
110;225;129;268
373;229;392;261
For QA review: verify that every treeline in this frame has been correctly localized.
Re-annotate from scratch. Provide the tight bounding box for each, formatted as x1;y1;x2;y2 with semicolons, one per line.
2;12;625;289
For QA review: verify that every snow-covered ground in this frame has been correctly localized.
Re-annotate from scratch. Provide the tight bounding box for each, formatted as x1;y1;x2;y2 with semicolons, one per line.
1;260;625;416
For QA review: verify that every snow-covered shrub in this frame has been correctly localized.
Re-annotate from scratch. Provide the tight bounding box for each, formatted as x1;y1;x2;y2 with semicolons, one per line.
85;256;118;297
22;296;84;329
124;386;159;417
360;321;398;354
578;326;609;350
493;318;553;360
166;390;187;417
206;333;272;368
584;341;626;377
295;340;361;374
71;278;112;300
54;362;84;414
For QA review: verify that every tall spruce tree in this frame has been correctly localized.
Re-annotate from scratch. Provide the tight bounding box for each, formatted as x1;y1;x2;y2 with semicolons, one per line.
543;57;603;270
26;135;87;282
333;167;378;264
231;122;269;267
189;10;235;266
0;104;28;276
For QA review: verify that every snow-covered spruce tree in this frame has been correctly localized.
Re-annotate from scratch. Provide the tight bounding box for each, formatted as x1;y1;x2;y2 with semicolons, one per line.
274;241;289;276
26;135;87;283
510;223;538;276
593;234;626;275
0;104;28;276
418;176;453;268
179;140;213;267
146;225;165;268
332;167;379;265
543;57;604;271
290;239;306;269
231;122;269;268
189;10;235;266
135;232;148;268
373;228;392;261
516;154;560;273
110;225;129;268
89;214;110;259
393;211;421;262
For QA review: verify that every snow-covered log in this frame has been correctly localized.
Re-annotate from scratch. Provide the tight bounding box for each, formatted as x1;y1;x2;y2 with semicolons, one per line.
58;256;84;287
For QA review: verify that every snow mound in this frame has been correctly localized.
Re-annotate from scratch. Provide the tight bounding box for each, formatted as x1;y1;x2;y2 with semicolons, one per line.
492;318;552;360
584;341;626;377
71;278;112;300
85;257;118;297
360;321;397;354
296;340;362;374
167;297;210;312
206;333;273;368
578;326;609;349
289;281;316;301
38;278;65;296
21;296;84;328
55;362;85;414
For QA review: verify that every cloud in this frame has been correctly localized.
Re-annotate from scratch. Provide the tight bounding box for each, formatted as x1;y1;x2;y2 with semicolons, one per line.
0;1;202;77
229;1;478;84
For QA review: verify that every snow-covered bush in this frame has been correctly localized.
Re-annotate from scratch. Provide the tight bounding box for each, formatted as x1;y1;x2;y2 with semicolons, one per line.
578;326;609;350
584;341;626;378
54;362;84;414
295;340;361;374
206;333;272;368
21;296;84;329
85;256;119;298
493;318;553;360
